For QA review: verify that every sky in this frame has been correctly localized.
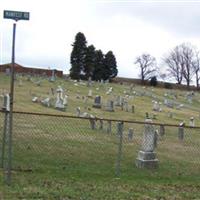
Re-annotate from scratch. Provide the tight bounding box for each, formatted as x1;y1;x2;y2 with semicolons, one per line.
1;0;200;79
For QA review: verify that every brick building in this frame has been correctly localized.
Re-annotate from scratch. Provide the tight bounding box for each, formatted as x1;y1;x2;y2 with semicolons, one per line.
0;63;63;77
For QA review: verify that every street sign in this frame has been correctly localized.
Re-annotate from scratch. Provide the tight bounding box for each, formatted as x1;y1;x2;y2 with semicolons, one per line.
4;10;29;21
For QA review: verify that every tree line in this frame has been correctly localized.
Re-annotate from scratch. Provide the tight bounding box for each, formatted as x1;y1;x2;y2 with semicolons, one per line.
69;33;200;88
70;32;118;81
135;43;200;88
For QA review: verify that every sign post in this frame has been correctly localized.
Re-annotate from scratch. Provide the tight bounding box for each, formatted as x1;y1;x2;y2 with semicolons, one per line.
3;10;29;185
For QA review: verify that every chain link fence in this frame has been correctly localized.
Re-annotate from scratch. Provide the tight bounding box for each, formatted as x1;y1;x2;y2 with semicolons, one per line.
0;110;200;184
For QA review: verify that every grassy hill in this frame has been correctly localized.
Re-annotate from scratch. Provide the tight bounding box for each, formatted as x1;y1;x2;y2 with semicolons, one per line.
0;73;200;126
1;73;200;199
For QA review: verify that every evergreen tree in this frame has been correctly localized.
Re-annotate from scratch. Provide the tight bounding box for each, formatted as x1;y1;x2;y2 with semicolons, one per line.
84;45;96;80
104;51;118;80
92;50;105;81
70;32;87;80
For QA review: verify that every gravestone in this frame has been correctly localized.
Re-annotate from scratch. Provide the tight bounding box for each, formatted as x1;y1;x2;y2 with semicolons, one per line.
159;125;165;137
32;96;38;103
106;121;112;133
51;88;55;96
5;68;10;76
55;86;65;110
93;95;102;108
106;87;113;95
63;95;68;106
131;105;135;113
99;119;103;130
135;119;159;169
115;96;122;106
87;76;92;87
19;78;23;87
88;89;92;98
152;101;160;112
128;128;134;141
189;117;195;127
123;101;129;112
76;107;81;117
89;116;96;130
106;100;114;112
41;97;51;107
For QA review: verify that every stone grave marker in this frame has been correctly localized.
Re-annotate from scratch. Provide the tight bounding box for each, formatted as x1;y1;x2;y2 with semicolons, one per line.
135;119;158;169
189;117;195;127
88;89;93;98
128;128;134;141
55;86;65;110
41;97;51;107
76;107;81;117
93;95;102;108
106;100;114;112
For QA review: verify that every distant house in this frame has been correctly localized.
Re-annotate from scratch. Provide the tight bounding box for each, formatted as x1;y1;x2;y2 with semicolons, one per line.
0;63;63;78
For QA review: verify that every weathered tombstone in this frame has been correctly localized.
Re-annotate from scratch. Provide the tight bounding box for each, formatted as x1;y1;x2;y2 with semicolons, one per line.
41;97;51;107
106;87;113;95
55;86;65;110
123;101;129;112
178;122;185;141
128;128;134;141
93;95;102;108
189;117;195;127
159;125;165;137
99;119;103;130
131;105;135;113
115;96;122;106
76;107;81;117
106;121;112;133
19;78;23;87
63;95;68;106
106;100;114;112
32;96;38;103
135;119;159;169
89;117;96;130
152;101;160;112
5;68;10;76
76;91;81;99
51;87;55;96
88;89;92;98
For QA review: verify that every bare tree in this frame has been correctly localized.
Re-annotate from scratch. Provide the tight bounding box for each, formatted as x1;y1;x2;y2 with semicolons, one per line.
181;43;194;87
163;43;195;87
163;45;184;84
191;49;200;88
134;54;157;84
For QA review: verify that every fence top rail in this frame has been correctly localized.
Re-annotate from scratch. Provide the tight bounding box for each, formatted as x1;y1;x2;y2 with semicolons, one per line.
0;109;200;129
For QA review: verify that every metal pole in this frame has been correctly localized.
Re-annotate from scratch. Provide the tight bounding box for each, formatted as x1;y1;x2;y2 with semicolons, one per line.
1;111;8;168
116;122;123;177
6;22;16;185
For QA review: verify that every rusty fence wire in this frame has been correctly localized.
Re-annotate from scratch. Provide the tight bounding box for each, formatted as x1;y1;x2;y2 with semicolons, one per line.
0;110;200;184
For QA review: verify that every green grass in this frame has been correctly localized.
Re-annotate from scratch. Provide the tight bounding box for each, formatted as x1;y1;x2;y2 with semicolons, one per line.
1;73;200;199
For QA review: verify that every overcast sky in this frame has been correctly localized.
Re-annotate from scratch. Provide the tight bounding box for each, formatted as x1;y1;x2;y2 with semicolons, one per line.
1;0;200;78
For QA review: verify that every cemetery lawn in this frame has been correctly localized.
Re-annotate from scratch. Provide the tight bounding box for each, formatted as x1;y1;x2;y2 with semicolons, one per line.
1;73;200;199
1;164;200;199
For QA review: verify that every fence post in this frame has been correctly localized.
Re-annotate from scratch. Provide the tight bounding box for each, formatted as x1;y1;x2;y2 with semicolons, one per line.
116;122;123;177
106;121;112;134
0;111;9;168
178;123;184;141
